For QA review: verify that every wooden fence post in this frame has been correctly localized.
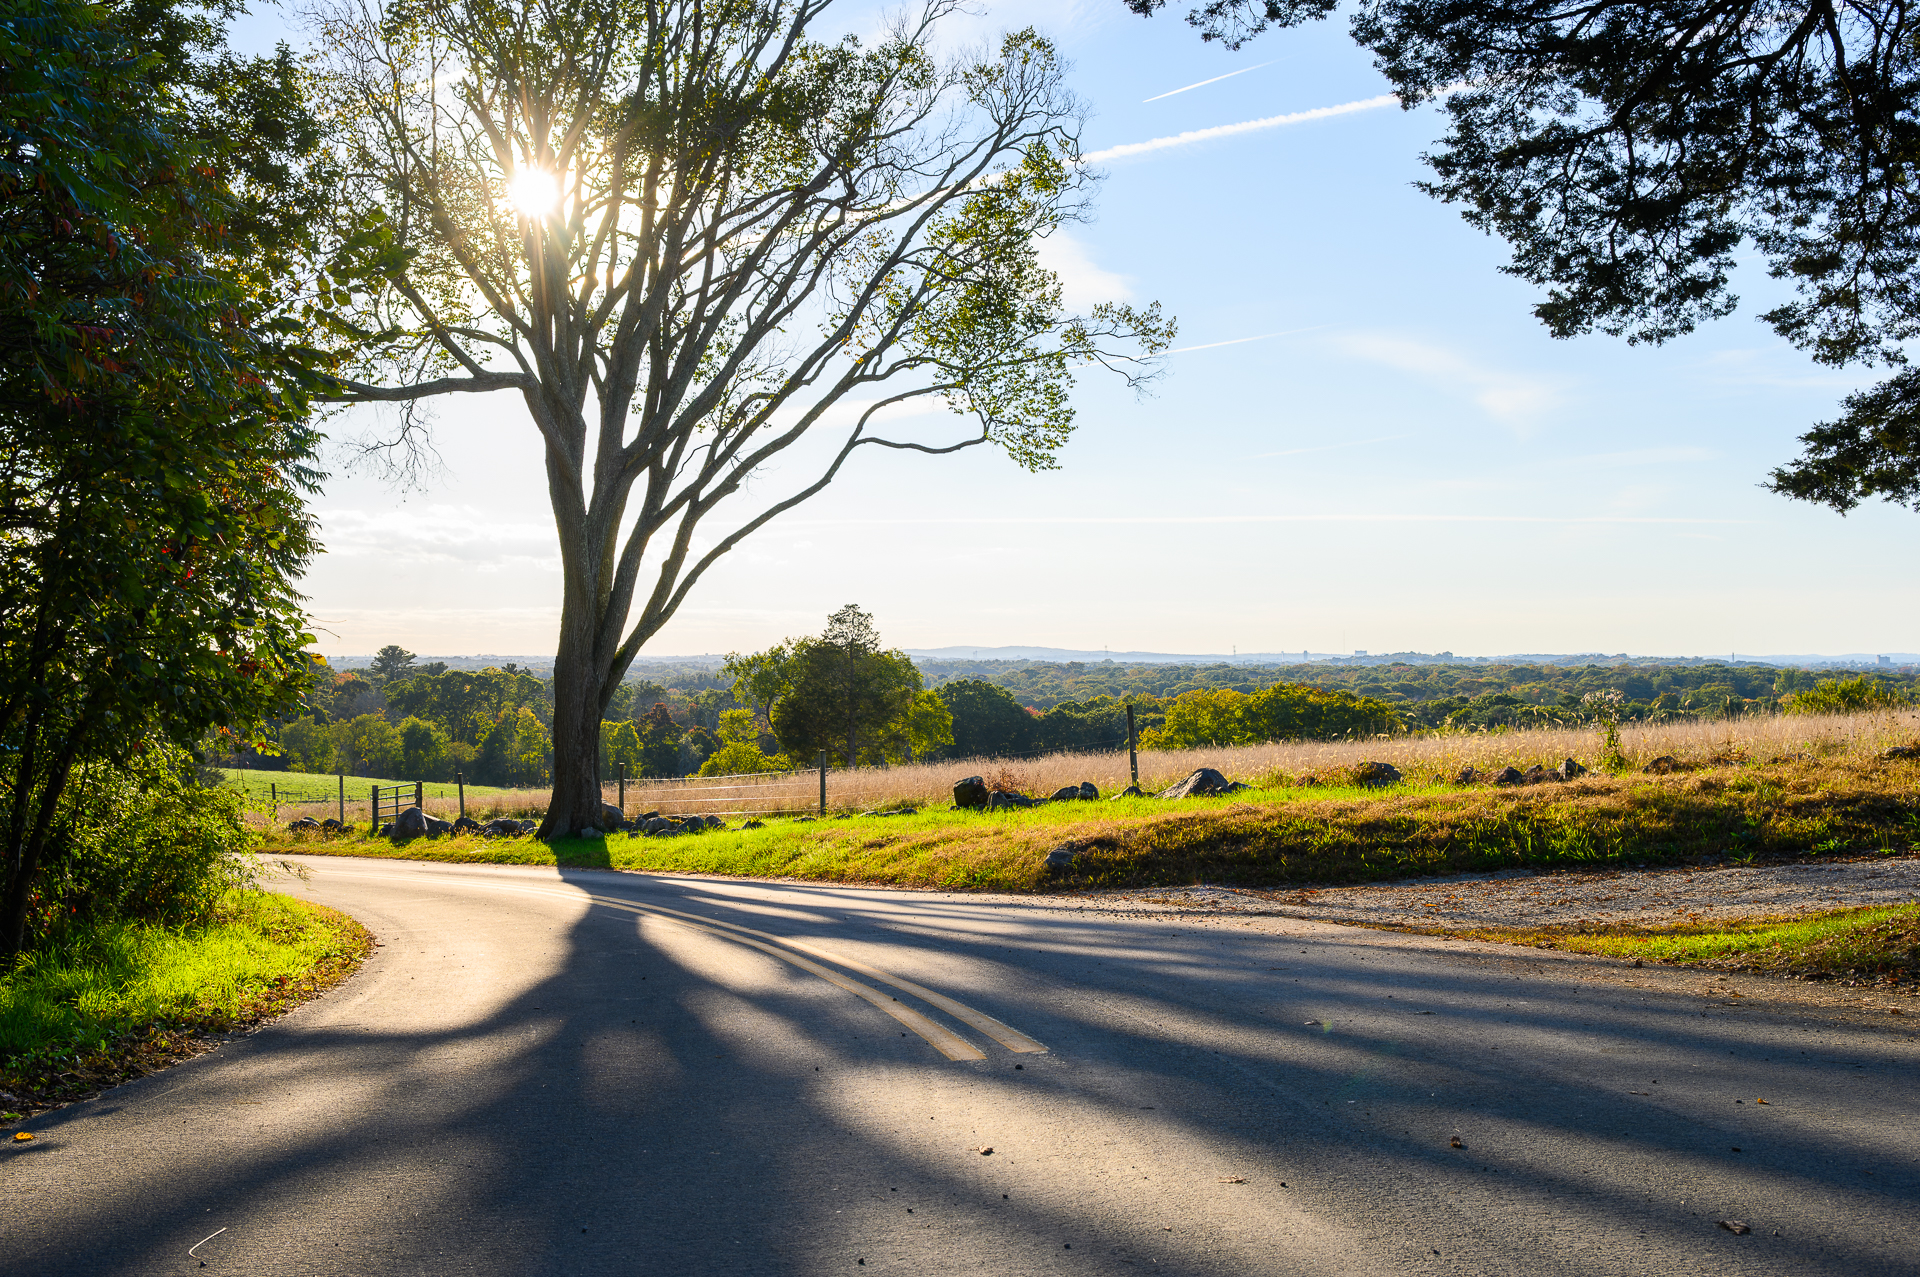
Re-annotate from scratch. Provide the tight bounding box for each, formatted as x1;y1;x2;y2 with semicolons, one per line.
270;782;277;823
618;765;625;818
414;780;423;810
1127;703;1139;788
456;772;465;820
817;751;827;815
337;772;344;826
370;784;378;834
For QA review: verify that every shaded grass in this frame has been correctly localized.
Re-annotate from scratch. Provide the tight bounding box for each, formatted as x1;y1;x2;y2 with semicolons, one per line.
0;891;372;1124
263;758;1920;894
1443;905;1920;987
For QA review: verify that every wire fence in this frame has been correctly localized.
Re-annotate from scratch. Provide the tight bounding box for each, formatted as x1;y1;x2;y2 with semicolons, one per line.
606;767;822;818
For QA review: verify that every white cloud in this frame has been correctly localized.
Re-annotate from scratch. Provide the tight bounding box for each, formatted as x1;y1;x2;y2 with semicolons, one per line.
1034;230;1133;307
316;505;560;573
1330;332;1566;426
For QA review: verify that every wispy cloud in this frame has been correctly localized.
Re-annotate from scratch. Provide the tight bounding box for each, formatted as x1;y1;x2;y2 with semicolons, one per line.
317;505;560;572
1252;432;1411;459
1033;230;1133;307
1168;325;1325;354
1143;61;1275;103
1083;92;1400;164
1330;332;1565;426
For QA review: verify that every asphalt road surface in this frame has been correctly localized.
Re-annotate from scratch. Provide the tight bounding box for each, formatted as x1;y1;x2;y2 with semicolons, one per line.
4;855;1915;1276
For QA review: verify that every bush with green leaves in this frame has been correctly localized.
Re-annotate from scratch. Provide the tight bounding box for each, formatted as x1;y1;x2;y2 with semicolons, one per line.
21;747;255;952
1783;677;1911;715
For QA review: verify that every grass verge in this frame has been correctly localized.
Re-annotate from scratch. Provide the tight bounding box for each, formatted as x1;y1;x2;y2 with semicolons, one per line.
260;759;1920;893
0;890;372;1127
1436;904;1920;994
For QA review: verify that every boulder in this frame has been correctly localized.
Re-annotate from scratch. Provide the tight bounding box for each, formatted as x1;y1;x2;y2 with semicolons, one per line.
1555;757;1588;781
1112;785;1145;798
452;816;483;834
602;803;626;829
1520;765;1549;784
988;790;1036;809
287;816;320;831
1491;766;1525;786
1043;843;1078;873
320;818;344;832
1155;768;1238;799
953;776;990;809
1644;755;1685;775
1050;786;1083;802
1454;766;1479;785
1880;744;1920;761
424;815;453;837
481;817;525;836
742;820;766;830
392;805;431;838
1352;761;1402;788
1077;781;1099;801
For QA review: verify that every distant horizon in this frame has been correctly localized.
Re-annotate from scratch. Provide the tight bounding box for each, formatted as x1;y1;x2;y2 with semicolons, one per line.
326;645;1919;670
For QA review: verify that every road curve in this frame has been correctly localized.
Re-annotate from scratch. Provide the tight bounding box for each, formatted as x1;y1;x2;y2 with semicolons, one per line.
2;855;1915;1276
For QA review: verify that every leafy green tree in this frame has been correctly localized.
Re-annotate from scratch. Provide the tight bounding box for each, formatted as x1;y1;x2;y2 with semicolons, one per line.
279;716;337;773
368;645;418;685
1130;0;1920;511
631;703;684;779
600;718;645;779
332;714;402;777
313;0;1174;835
679;725;720;773
0;0;331;959
477;707;552;786
386;667;550;743
769;607;923;767
1783;676;1910;715
398;715;453;780
935;679;1036;759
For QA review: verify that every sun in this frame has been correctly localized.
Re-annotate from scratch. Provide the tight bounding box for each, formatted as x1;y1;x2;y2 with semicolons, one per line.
507;168;560;218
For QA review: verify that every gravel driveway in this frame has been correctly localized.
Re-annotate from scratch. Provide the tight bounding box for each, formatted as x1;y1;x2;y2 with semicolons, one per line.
1070;855;1920;932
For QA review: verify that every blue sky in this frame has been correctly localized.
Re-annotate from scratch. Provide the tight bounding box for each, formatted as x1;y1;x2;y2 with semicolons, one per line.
232;0;1917;660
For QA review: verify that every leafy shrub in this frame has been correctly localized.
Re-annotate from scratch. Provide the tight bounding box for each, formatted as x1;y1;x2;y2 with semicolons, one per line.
22;747;256;951
1783;677;1910;715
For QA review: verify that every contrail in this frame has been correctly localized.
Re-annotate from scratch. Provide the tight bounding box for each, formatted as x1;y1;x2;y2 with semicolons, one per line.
1143;61;1274;103
1083;87;1469;164
1167;325;1324;354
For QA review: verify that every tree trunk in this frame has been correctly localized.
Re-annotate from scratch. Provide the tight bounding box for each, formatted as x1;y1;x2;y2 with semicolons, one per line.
539;587;609;839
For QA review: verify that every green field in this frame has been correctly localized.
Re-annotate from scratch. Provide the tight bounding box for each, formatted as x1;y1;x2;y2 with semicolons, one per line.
219;768;513;805
259;760;1920;894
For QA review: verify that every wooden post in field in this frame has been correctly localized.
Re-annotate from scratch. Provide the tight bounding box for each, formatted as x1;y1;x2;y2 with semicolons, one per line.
817;751;828;815
1127;703;1139;788
370;784;378;834
337;772;344;826
270;782;277;822
456;772;466;820
617;765;625;818
414;780;423;810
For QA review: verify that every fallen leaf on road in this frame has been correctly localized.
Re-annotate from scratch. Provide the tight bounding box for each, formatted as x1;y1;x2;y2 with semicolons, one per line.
1449;1137;1464;1149
1718;1220;1750;1235
1218;1176;1246;1184
978;1147;993;1156
12;1132;32;1142
1756;1098;1769;1105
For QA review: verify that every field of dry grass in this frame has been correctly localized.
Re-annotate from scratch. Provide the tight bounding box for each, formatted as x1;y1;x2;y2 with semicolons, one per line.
263;708;1918;830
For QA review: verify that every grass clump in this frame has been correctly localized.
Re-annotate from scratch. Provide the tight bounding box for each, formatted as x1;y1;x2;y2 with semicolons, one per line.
0;891;371;1124
1450;905;1920;989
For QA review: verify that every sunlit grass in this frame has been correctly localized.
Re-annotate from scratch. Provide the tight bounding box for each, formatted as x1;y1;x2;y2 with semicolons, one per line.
1451;904;1920;980
0;891;369;1060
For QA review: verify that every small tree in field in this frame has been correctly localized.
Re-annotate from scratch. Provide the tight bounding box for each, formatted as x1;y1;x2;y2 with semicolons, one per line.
311;0;1173;836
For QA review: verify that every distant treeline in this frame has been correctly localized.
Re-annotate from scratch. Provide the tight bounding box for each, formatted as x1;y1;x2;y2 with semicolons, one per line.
218;651;1917;782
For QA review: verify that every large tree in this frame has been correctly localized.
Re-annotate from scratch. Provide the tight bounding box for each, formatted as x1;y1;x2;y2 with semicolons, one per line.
1129;0;1920;513
0;0;328;958
311;0;1173;837
766;606;925;767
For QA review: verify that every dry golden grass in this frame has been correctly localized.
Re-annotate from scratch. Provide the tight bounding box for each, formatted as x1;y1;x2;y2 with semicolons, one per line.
256;709;1920;830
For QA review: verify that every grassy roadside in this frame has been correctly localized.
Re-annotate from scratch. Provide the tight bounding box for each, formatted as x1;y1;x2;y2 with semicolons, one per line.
1431;904;1920;994
0;891;372;1127
259;759;1920;892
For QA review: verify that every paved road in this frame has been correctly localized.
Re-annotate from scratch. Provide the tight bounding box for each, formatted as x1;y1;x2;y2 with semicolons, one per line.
4;856;1915;1276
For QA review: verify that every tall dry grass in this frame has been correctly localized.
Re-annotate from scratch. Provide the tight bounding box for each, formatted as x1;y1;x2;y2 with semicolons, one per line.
256;709;1920;828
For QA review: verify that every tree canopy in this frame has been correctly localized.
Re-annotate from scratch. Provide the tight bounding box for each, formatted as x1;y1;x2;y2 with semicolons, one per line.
310;0;1173;834
0;0;330;957
1127;0;1920;513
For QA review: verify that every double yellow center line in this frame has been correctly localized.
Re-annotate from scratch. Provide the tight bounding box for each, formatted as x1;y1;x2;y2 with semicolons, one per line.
320;870;1047;1062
